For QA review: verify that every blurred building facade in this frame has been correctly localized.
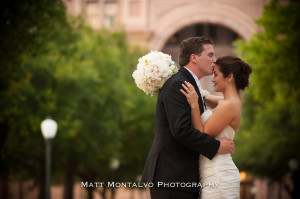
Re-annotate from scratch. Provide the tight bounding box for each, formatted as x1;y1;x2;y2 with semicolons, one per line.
63;0;267;55
63;0;267;91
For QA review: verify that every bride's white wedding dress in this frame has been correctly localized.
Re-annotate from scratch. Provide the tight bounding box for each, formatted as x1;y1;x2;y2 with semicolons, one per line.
200;110;240;199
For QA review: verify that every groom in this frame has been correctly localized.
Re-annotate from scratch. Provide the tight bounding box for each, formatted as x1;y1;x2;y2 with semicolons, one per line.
141;37;234;199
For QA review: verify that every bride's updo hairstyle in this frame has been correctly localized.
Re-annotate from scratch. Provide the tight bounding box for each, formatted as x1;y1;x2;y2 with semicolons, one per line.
215;56;252;91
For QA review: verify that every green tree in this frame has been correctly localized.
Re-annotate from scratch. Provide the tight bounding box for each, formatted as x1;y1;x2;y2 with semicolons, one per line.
0;0;70;198
118;47;156;182
233;0;300;185
0;1;156;197
41;27;155;199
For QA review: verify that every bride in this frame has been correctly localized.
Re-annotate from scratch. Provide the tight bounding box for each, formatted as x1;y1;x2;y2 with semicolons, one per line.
181;55;252;198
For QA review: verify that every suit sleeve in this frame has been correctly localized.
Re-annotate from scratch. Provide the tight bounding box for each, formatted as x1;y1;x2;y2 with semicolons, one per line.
163;80;220;160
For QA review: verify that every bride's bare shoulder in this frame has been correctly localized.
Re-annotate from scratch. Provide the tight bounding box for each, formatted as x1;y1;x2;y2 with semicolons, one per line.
217;97;241;113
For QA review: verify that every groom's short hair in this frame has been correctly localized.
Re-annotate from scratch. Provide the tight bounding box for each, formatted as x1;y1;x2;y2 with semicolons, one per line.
179;37;213;67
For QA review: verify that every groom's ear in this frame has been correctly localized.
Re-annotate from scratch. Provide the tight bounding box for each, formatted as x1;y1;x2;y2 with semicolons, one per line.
190;54;197;63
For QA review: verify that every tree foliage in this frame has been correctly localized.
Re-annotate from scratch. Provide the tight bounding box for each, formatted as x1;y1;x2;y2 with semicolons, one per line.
233;0;300;180
0;1;155;198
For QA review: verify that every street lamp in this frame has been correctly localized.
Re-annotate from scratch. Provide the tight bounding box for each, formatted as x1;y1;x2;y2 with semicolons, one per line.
136;175;143;199
41;118;57;199
109;158;120;199
110;158;120;171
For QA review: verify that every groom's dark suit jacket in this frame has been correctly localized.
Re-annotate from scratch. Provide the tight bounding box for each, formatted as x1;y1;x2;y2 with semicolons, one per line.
141;67;220;193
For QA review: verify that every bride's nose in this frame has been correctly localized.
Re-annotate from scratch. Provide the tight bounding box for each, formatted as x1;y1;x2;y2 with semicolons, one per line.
212;76;216;82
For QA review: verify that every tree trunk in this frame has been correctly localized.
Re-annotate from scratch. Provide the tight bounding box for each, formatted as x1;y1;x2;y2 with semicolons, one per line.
111;187;116;199
38;159;46;199
102;186;106;199
278;181;281;199
18;180;23;199
87;188;94;199
0;174;9;199
292;169;300;199
0;120;8;150
63;166;74;199
38;178;46;199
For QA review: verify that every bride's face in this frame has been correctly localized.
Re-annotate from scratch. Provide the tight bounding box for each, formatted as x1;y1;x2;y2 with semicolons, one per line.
212;65;228;92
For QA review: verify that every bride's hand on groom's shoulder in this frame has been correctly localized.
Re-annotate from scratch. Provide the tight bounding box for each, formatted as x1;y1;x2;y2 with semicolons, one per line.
180;81;199;109
218;138;235;154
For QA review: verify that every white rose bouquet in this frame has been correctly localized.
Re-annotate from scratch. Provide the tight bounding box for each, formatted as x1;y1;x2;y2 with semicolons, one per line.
132;51;178;95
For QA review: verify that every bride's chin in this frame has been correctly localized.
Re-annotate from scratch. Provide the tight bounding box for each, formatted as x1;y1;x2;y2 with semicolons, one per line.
214;86;219;92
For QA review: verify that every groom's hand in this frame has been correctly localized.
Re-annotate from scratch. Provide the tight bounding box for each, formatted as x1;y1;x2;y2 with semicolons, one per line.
217;138;235;154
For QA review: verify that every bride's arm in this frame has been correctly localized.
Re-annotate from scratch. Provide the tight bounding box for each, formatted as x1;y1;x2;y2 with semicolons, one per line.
189;100;204;132
181;82;235;137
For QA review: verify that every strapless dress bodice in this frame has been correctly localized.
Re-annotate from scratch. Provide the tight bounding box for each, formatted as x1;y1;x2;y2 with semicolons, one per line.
199;110;240;199
201;110;235;140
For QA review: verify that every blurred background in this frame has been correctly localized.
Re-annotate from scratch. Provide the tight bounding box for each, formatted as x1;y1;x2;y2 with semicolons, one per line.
0;0;299;199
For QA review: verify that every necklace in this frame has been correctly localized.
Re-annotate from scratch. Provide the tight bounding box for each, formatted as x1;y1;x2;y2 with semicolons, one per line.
224;95;240;100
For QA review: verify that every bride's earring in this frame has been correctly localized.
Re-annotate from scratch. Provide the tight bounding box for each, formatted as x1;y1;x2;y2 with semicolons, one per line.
228;79;231;83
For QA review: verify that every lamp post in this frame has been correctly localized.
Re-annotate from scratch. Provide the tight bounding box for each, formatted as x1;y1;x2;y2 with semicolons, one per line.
110;158;120;199
136;175;143;199
41;118;57;199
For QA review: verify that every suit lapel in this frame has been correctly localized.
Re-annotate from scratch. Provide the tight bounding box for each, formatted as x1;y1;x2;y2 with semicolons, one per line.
179;67;205;114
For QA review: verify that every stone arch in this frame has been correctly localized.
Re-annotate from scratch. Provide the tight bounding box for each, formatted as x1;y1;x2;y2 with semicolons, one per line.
149;3;257;51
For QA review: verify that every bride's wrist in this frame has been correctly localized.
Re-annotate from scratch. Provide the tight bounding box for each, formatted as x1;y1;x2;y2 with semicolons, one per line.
190;104;199;110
